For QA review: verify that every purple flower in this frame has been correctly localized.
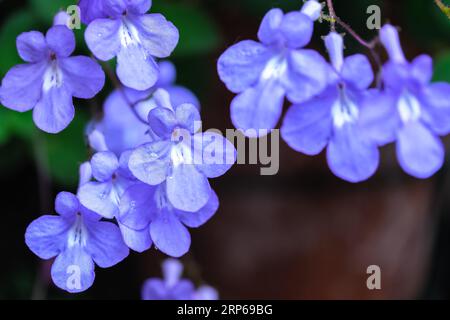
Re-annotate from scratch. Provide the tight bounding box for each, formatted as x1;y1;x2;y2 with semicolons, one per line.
93;61;200;156
79;0;108;24
282;32;379;182
25;192;129;293
217;0;329;137
129;89;236;212
360;25;450;178
0;25;105;133
141;259;218;300
85;0;179;90
119;183;219;257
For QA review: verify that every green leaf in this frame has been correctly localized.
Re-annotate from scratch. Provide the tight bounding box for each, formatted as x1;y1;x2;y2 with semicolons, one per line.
28;0;76;25
39;114;89;187
152;2;221;57
0;10;39;75
434;52;450;82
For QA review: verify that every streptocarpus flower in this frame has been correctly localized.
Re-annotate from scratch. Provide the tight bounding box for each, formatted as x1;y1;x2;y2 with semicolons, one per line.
85;0;179;90
93;61;200;155
282;32;379;182
361;25;450;178
217;0;328;137
141;259;218;300
119;183;219;257
129;89;236;212
25;191;129;293
0;25;105;133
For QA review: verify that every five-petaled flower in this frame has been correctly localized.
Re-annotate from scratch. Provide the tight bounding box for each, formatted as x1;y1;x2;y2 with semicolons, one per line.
129;89;236;213
142;259;218;300
282;32;379;183
360;24;450;179
25;191;129;293
0;25;105;133
85;0;179;90
217;0;328;137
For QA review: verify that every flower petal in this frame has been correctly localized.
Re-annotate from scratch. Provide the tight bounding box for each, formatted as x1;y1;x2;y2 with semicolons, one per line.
84;219;129;268
119;183;156;230
231;81;285;137
279;11;314;49
16;31;48;63
55;192;79;217
283;49;329;104
25;215;71;260
193;132;236;178
217;40;273;94
85;18;121;61
341;54;374;90
46;25;75;58
148;106;177;139
420;83;450;135
32;85;75;134
411;55;433;85
131;13;179;58
194;286;219;300
129;140;172;185
150;208;191;257
0;62;47;112
175;103;201;134
51;246;95;293
59;56;105;99
257;8;283;46
177;190;219;228
281;92;334;155
79;0;107;24
116;44;159;90
118;222;152;253
78;181;119;219
167;164;211;212
397;121;444;179
327;124;380;183
91;151;119;182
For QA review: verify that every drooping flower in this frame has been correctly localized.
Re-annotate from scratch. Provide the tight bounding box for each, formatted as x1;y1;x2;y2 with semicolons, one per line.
360;24;450;178
85;0;179;90
119;183;219;257
93;61;199;156
217;0;329;137
79;0;108;24
25;191;129;293
0;25;105;133
129;89;236;212
141;259;218;300
282;32;379;182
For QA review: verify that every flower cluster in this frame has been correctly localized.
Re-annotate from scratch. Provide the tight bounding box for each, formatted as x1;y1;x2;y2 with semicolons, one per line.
3;0;235;293
218;0;450;182
142;259;218;300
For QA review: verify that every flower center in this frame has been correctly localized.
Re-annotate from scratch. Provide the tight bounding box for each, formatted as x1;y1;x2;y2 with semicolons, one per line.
42;60;63;92
170;143;193;168
120;18;141;47
260;55;287;82
397;91;421;123
331;87;359;128
67;215;88;248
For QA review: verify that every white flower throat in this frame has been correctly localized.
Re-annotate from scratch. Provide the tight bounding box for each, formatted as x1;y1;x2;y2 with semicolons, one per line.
397;91;421;123
332;86;359;128
120;18;141;47
43;59;63;92
67;215;88;248
260;55;287;82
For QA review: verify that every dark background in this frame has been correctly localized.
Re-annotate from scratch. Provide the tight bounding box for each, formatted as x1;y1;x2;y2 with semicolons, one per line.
0;0;449;299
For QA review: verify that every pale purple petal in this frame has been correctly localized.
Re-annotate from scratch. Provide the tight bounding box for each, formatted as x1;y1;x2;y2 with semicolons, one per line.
217;40;273;94
257;8;283;46
85;18;122;61
79;0;107;24
90;151;119;182
279;11;314;48
177;190;219;228
281;92;334;155
59;56;105;99
341;54;374;90
411;55;433;84
119;183;156;230
55;192;79;217
84;219;129;268
420;83;450;135
148;107;177;138
32;85;75;134
46;25;75;58
51;246;95;293
16;31;48;63
78;181;119;219
194;286;219;300
150;208;191;257
397;121;444;179
25;216;71;259
166;164;211;212
0;62;47;112
118;222;152;253
327;124;380;183
175;103;201;134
